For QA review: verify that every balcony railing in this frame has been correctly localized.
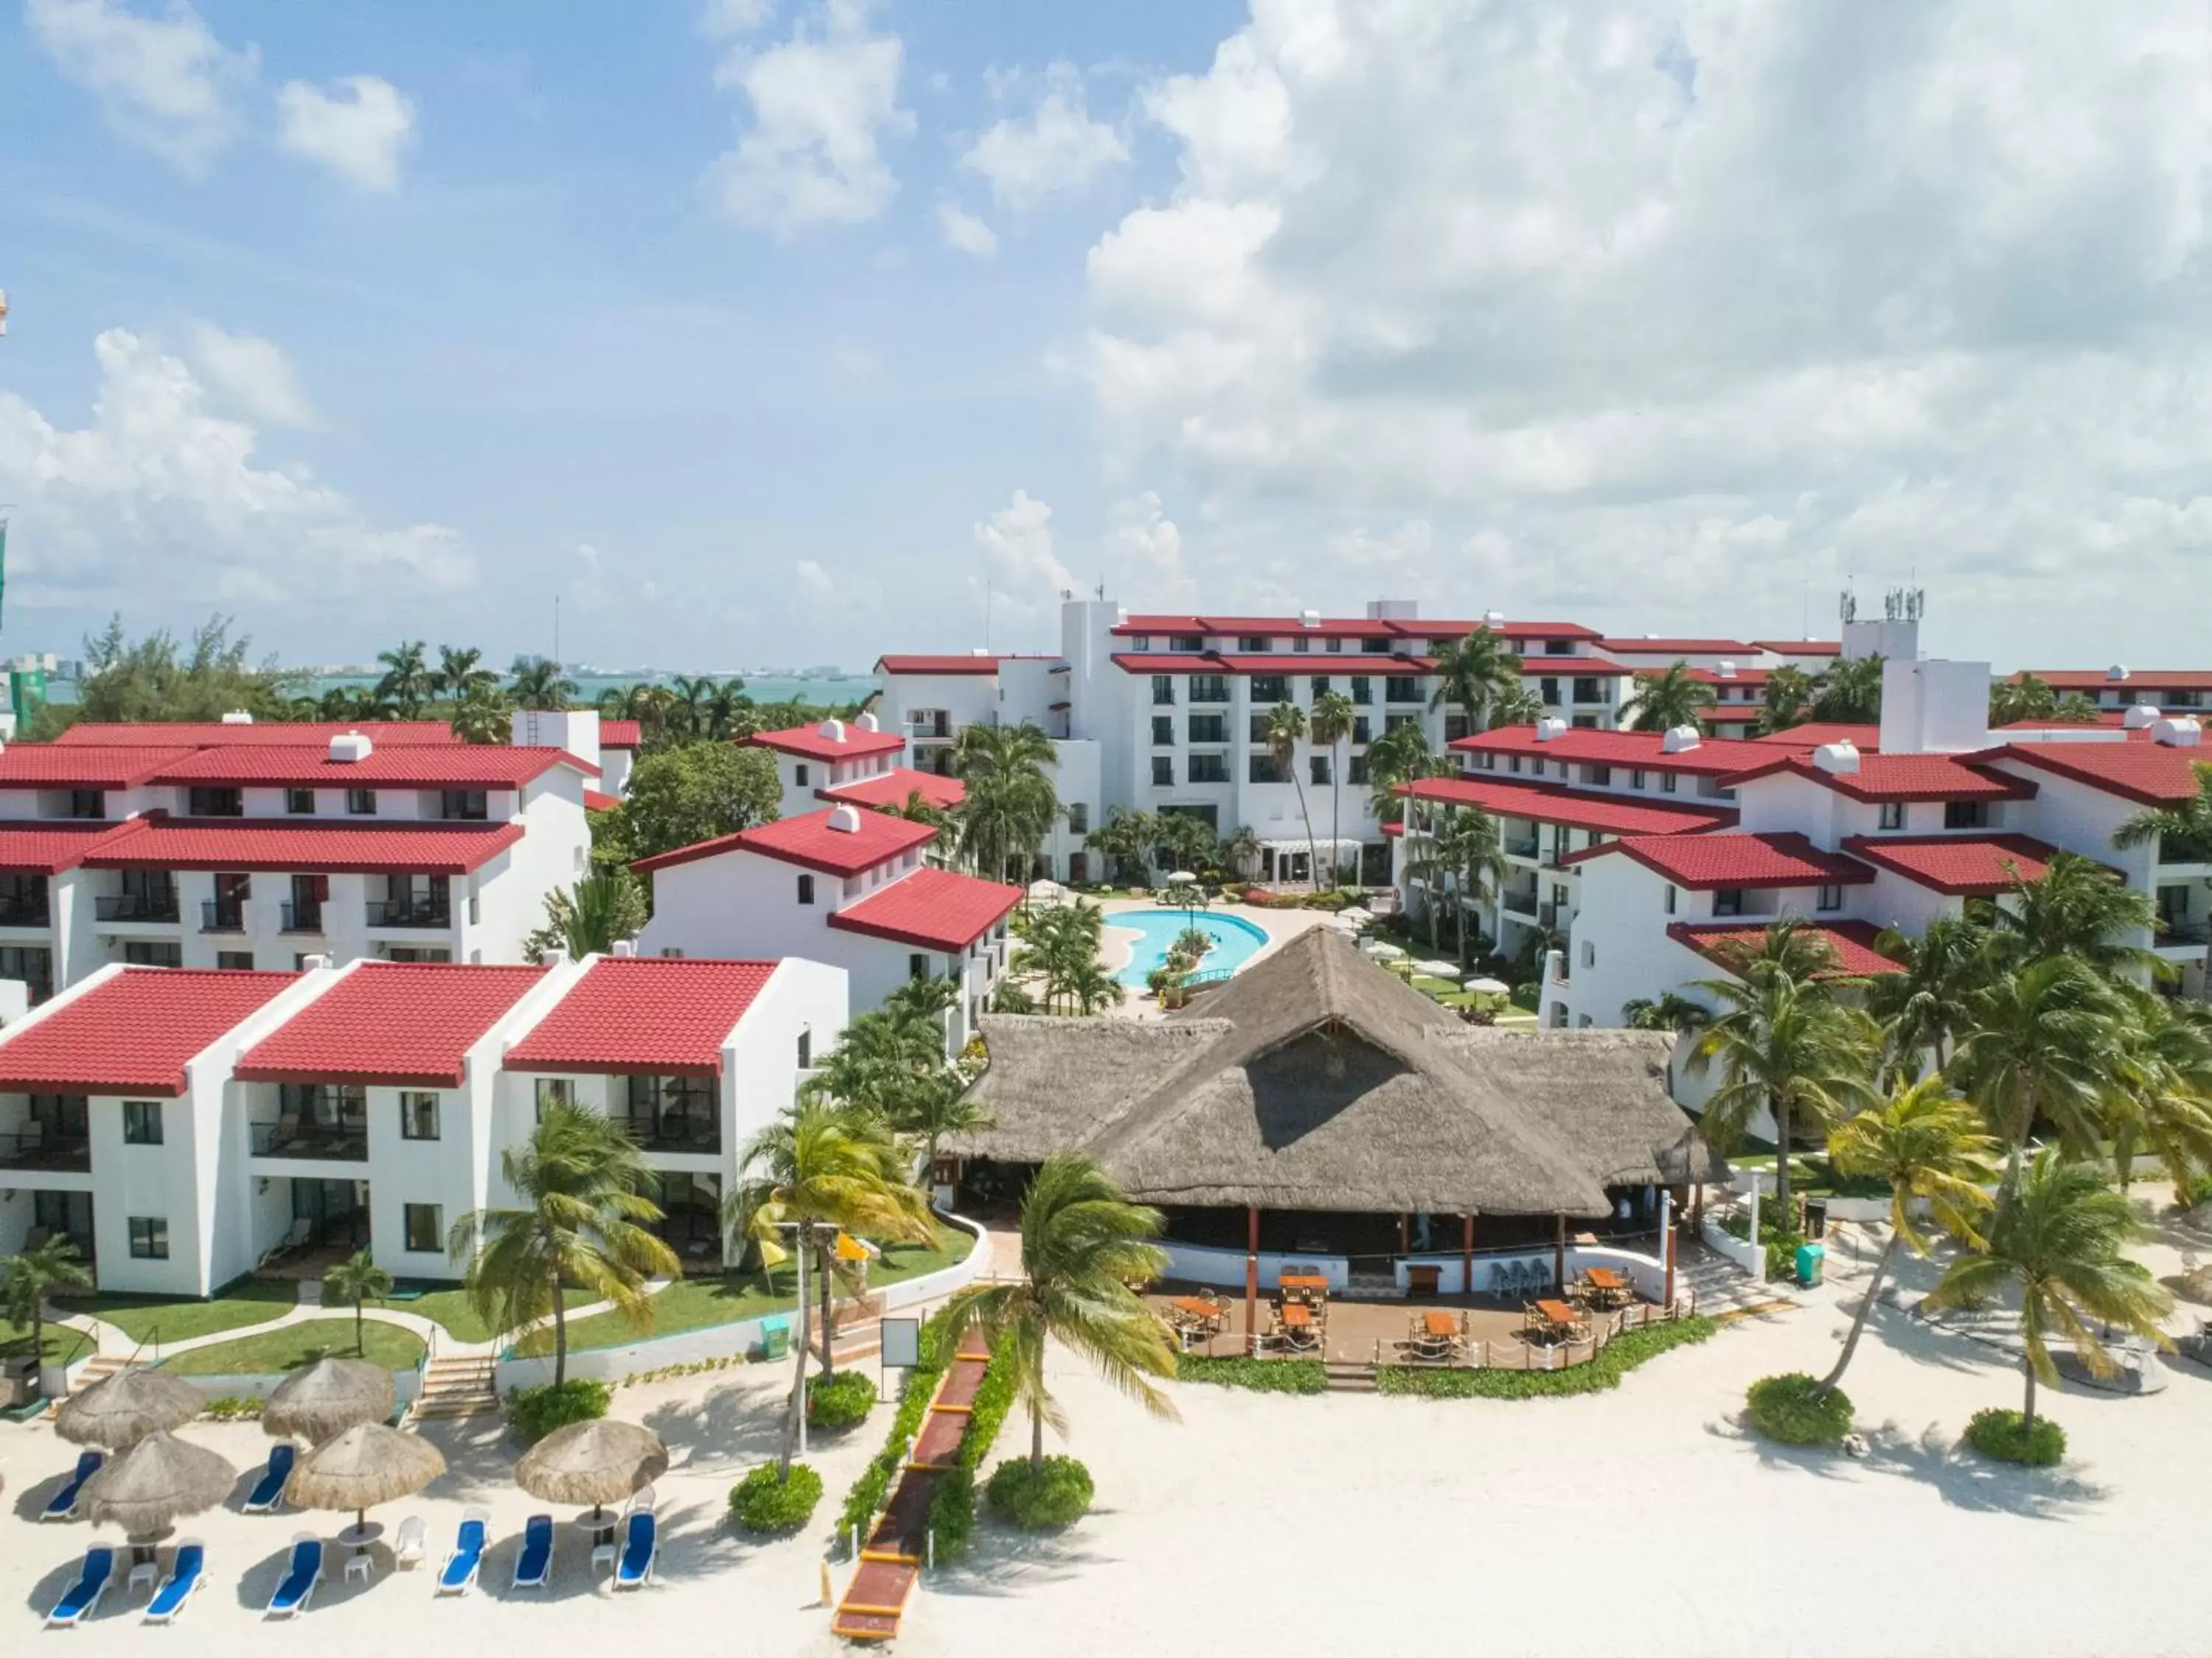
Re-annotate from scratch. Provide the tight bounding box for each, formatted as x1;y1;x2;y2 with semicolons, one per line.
0;895;51;928
2160;836;2212;865
1500;888;1540;918
1503;837;1540;860
365;898;451;929
1539;903;1562;929
96;893;180;924
619;1114;721;1155
0;1130;91;1172
251;1120;368;1161
2157;918;2211;946
907;715;953;738
200;901;246;934
280;901;324;934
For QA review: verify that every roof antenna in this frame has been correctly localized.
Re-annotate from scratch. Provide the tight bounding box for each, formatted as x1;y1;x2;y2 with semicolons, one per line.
983;576;991;653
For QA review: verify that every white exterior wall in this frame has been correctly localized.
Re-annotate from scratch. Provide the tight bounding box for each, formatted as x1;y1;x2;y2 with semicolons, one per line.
599;746;634;796
877;671;1007;773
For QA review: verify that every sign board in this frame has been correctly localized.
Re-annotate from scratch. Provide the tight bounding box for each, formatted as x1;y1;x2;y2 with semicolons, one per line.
880;1317;922;1371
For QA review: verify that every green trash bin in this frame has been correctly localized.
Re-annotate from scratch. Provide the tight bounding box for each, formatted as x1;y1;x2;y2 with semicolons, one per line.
761;1323;790;1362
1795;1242;1825;1287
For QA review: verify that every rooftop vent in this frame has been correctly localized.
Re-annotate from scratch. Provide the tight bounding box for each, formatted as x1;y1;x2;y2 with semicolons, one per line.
611;938;636;957
328;730;374;764
970;648;991;657
1660;725;1701;753
827;803;863;834
817;717;846;743
301;954;330;971
854;711;879;732
2108;665;2131;681
220;710;254;725
1714;659;1738;679
1534;717;1569;743
1484;610;1505;625
2153;717;2203;748
1813;740;1862;774
1299;609;1321;628
2124;703;2163;729
539;947;568;968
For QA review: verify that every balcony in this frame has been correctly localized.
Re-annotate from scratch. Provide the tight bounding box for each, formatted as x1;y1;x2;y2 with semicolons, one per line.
2160;836;2212;867
1540;903;1563;929
0;1130;91;1173
251;1120;368;1162
200;901;246;934
1500;887;1540;918
2157;918;2211;948
366;897;451;929
1503;836;1540;860
907;714;953;739
619;1114;721;1155
96;893;180;924
280;901;324;934
0;895;50;928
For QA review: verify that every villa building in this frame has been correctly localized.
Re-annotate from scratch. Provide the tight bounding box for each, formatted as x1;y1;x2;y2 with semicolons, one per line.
745;714;932;822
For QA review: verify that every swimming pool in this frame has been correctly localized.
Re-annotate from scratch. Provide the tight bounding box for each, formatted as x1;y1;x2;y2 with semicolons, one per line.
1109;909;1272;988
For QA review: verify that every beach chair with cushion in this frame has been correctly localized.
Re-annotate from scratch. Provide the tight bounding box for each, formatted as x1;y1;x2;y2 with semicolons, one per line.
436;1507;489;1596
511;1513;553;1591
392;1515;426;1570
46;1543;115;1628
613;1510;657;1591
143;1540;206;1625
265;1535;321;1619
627;1486;658;1516
243;1443;293;1514
41;1449;103;1522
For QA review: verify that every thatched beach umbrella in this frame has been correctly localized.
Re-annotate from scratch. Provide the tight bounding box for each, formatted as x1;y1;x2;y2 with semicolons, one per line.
55;1367;204;1449
83;1431;236;1539
262;1357;394;1443
285;1421;445;1540
515;1418;667;1527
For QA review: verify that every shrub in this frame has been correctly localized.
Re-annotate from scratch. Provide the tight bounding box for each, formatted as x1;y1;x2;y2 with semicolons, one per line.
1176;1354;1330;1394
1509;982;1540;1011
1745;1373;1854;1445
730;1461;824;1533
807;1370;877;1432
1375;1317;1716;1398
957;1339;1017;1470
507;1378;611;1445
1964;1407;2065;1467
986;1455;1093;1529
928;1466;976;1560
203;1395;263;1421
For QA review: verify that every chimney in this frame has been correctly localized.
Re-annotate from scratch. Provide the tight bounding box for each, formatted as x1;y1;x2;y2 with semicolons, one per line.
220;710;254;725
539;946;568;968
854;711;879;732
827;803;863;833
2124;703;2163;729
1715;659;1738;679
328;730;374;763
1660;725;1700;753
1534;717;1568;743
2153;718;2203;748
1813;740;1862;774
817;717;846;743
2107;665;2131;681
611;938;636;957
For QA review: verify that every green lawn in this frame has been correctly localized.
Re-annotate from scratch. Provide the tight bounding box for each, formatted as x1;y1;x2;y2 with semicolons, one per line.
0;1317;93;1366
402;1286;598;1345
53;1279;296;1348
523;1234;974;1356
164;1317;425;1376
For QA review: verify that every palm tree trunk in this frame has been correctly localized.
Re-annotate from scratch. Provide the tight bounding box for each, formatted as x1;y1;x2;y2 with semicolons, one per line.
817;1241;836;1377
1771;1092;1792;1222
2022;1360;2037;1432
1818;1231;1896;1390
552;1277;569;1390
1030;1397;1044;1471
2113;1126;2135;1190
782;1247;811;1480
355;1300;365;1357
1292;774;1318;892
1330;755;1343;889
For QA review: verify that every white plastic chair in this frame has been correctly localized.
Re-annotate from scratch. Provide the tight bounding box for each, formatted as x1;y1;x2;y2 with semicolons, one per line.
392;1515;426;1570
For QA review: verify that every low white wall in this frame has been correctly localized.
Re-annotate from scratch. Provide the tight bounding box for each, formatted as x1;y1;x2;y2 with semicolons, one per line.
1700;1213;1764;1277
167;1368;424;1406
1159;1240;1349;1293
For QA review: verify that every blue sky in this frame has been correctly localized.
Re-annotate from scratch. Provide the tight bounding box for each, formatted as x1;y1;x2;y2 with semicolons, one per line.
5;1;2212;673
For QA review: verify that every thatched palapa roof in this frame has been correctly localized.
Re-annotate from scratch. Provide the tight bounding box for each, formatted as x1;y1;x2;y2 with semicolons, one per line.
957;928;1716;1219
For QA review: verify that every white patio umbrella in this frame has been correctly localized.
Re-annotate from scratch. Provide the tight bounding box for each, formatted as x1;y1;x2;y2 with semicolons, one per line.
1025;878;1066;906
1363;940;1405;960
1338;906;1375;926
1414;960;1461;979
1462;976;1511;996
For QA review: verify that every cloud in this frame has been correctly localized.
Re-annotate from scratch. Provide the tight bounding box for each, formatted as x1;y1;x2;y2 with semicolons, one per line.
188;324;314;428
27;0;258;175
1105;491;1194;606
1082;1;2212;662
794;558;836;597
698;0;776;34
973;490;1074;616
276;74;416;192
961;63;1127;209
705;0;912;237
936;201;997;257
0;328;470;615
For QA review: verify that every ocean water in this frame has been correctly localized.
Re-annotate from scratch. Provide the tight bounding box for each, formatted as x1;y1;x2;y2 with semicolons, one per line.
48;672;876;709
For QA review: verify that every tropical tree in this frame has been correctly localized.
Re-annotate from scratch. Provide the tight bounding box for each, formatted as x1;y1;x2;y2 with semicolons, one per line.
1989;673;2058;727
375;641;433;718
1818;1081;1997;1389
524;871;650;961
2112;758;2212;866
1085;808;1158;887
1427;628;1525;731
1264;701;1321;888
669;675;719;740
447;1102;681;1387
434;645;499;704
1050;954;1126;1016
1623;993;1711;1033
1225;824;1262;881
509;655;578;711
1865;915;1989;1081
1812;654;1885;723
1924;1148;2174;1431
48;614;299;731
1486;685;1547;729
323;1249;394;1357
1757;665;1819;735
1309;690;1357;884
2055;692;2103;722
954;722;1061;884
1364;719;1448;827
1399;808;1446;951
1629;662;1717;733
1433;806;1507;967
2105;992;2212;1190
882;788;959;859
1986;850;2161;979
703;680;751;740
939;1156;1178;1471
450;692;512;744
616;741;782;861
0;1235;94;1392
895;1069;997;1170
1149;811;1215;875
1949;955;2130;1188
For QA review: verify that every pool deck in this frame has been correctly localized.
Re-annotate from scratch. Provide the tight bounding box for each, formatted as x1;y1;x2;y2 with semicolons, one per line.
1093;901;1338;1019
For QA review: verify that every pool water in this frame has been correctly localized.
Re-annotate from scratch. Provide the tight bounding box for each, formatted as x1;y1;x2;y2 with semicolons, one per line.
1110;909;1271;987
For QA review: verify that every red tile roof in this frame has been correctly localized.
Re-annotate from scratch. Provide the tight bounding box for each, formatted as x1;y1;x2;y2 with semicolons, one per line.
1668;920;1900;978
1996;712;2129;730
1111;653;1226;675
1750;722;1880;748
0;821;142;873
2018;670;2212;693
1417;620;1602;641
819;767;966;810
1653;665;1773;687
1980;740;2209;806
0;745;198;788
599;720;641;749
0;968;300;1095
1739;753;2036;803
1840;833;2067;895
1751;639;1843;656
83;816;525;875
1453;726;1778;776
585;789;622;812
503;957;778;1076
150;743;590;787
634;805;937;877
873;654;1026;676
1214;653;1439;675
237;962;548;1086
1599;638;1759;655
1564;832;1875;889
55;721;459;746
1401;776;1736;836
1107;615;1603;642
827;867;1022;951
748;721;907;761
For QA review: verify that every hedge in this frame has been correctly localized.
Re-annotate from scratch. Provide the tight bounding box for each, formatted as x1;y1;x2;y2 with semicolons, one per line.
835;1308;957;1541
1964;1407;2065;1467
928;1326;1014;1564
1175;1354;1330;1395
730;1461;824;1533
986;1455;1093;1529
1374;1316;1717;1398
1745;1373;1854;1445
807;1370;877;1432
507;1378;611;1445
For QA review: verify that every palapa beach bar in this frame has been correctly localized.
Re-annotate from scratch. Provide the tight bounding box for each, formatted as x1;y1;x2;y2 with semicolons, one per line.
953;929;1719;1348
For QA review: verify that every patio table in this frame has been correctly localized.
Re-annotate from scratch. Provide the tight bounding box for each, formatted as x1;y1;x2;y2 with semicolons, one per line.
1419;1311;1457;1339
1279;1274;1328;1294
1169;1297;1221;1322
1279;1303;1313;1329
1585;1268;1625;1291
1534;1298;1579;1328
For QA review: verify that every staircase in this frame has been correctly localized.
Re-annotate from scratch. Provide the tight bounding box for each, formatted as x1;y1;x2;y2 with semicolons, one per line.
1343;1271;1401;1301
1673;1241;1793;1319
68;1353;144;1395
1323;1361;1377;1395
409;1354;498;1421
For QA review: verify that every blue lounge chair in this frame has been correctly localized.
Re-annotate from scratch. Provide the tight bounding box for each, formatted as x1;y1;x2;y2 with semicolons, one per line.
612;1510;655;1591
144;1541;205;1625
265;1535;321;1619
510;1513;553;1591
435;1507;488;1596
243;1443;294;1514
46;1544;115;1628
41;1450;102;1522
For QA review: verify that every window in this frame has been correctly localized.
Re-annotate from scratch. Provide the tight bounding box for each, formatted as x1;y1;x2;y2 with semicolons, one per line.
1248;715;1273;744
467;894;480;926
1384;678;1424;704
67;790;104;819
1348;755;1369;785
278;787;316;817
796;1029;812;1069
1545;640;1576;656
1443;714;1470;743
1152;756;1174;787
1630;769;1646;791
1326;637;1343;653
797;873;815;905
909;953;928;980
1944;800;1988;829
1248;755;1285;784
1660;771;1678;794
1509;755;1523;774
1878;801;1905;830
1385;712;1418;732
439;788;488;821
1816;884;1843;912
1251;675;1287;703
1065;803;1088;834
1310;755;1332;785
1152;716;1174;746
1350;676;1372;706
1238;635;1267;652
1581;940;1596;969
347;788;377;816
128;1216;169;1259
1170;634;1203;651
122;1100;162;1145
794;763;810;787
1664;884;1677;915
1151;676;1175;706
398;1091;440;1140
1309;676;1330;698
403;1204;442;1253
1352;716;1371;745
1189;675;1229;704
1714;889;1745;918
188;787;242;816
1362;636;1391;653
1588;765;1612;786
1292;635;1311;653
1187;715;1225;744
1572;678;1602;704
123;942;184;967
1539;678;1560;705
217;951;254;970
534;1078;574;1120
1188;754;1228;783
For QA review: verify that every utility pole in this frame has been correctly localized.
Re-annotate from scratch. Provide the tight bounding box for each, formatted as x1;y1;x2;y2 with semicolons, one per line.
552;594;561;668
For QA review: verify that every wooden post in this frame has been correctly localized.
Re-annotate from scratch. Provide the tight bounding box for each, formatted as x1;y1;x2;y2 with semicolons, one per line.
1553;1212;1565;1294
1245;1204;1260;1349
1397;1212;1410;1254
1660;1188;1677;1311
1461;1213;1474;1299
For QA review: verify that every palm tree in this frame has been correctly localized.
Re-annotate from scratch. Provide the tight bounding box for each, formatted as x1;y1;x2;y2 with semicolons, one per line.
954;722;1060;884
1433;807;1506;967
1757;665;1818;735
1427;628;1524;731
1812;654;1885;722
323;1249;394;1357
1225;824;1262;881
1818;1081;1997;1389
726;1103;936;1475
1924;1148;2174;1431
704;680;751;740
447;1102;679;1387
668;675;719;740
939;1156;1178;1471
1399;808;1446;952
0;1235;94;1392
508;655;578;712
375;641;432;718
2113;757;2212;865
2106;991;2212;1190
1950;955;2130;1188
1051;955;1125;1016
1085;808;1157;887
1363;720;1448;828
897;1069;997;1170
433;645;498;704
1989;673;2057;727
1986;851;2161;978
1309;690;1357;885
1629;662;1717;733
2055;692;2103;722
1486;685;1546;729
450;693;512;744
1623;992;1710;1033
1149;811;1215;875
1865;915;1989;1081
532;872;649;959
1264;702;1321;888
